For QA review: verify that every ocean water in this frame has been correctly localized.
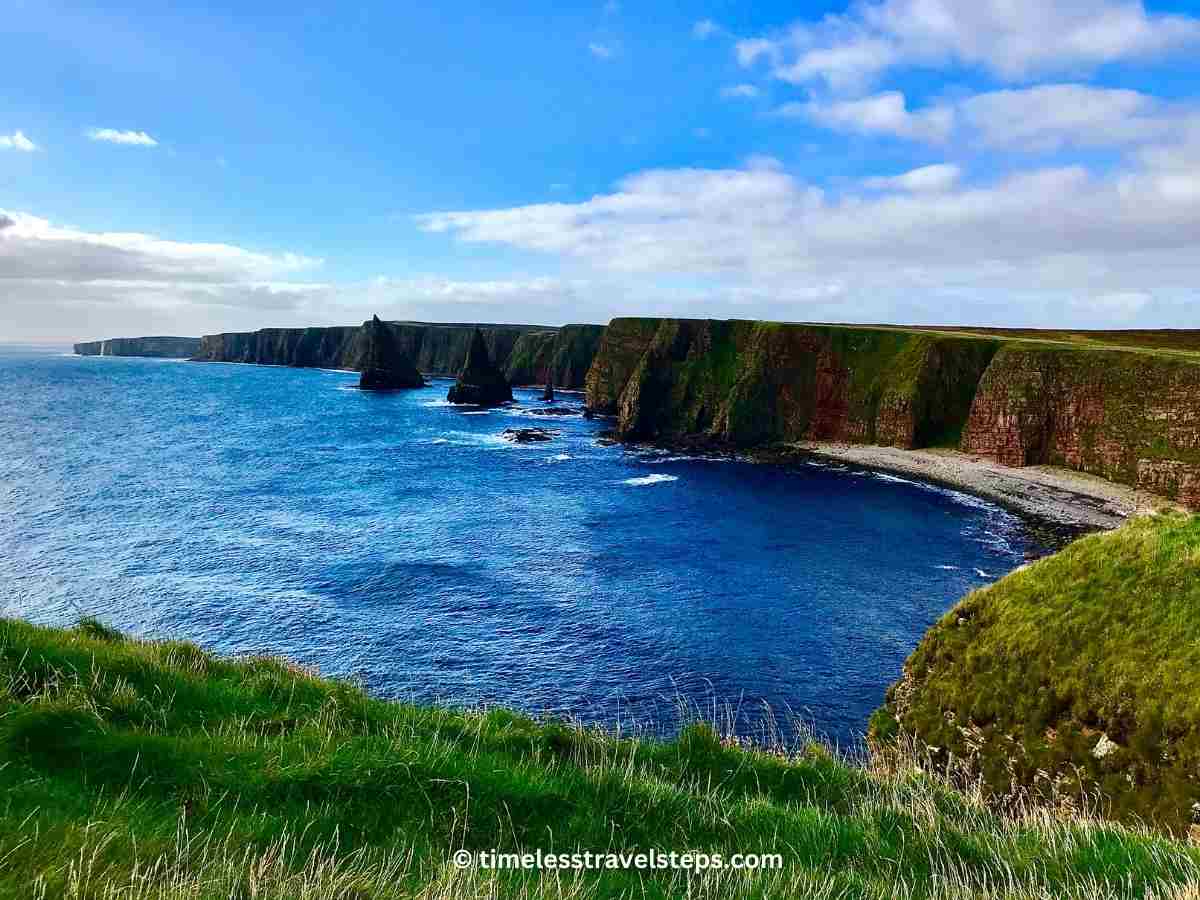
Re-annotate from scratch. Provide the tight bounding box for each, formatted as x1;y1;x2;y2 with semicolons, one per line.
0;349;1043;744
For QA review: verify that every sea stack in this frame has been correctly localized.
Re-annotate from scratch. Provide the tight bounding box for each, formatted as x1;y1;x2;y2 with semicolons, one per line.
542;374;555;401
358;315;426;390
447;328;513;406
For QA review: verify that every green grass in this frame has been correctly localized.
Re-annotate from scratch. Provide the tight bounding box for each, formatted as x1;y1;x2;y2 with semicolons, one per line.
2;618;1199;898
877;512;1200;834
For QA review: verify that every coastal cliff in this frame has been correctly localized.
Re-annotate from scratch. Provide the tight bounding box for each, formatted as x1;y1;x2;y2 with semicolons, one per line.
584;318;998;449
961;346;1200;507
503;324;606;390
74;336;201;358
195;321;556;379
584;318;1200;507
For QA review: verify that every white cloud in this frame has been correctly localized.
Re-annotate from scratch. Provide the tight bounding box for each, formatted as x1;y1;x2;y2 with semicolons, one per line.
588;42;614;59
739;0;1200;91
796;85;1197;152
87;128;159;146
693;19;720;39
863;163;961;192
959;84;1180;151
721;83;761;99
789;91;954;142
0;130;36;152
416;142;1200;327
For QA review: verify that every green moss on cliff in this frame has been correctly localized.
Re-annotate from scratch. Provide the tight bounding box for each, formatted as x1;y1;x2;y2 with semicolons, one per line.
876;512;1200;833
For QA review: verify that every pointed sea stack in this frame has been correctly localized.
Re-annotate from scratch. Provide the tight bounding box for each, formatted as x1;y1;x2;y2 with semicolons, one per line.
542;374;555;402
358;315;426;390
447;328;513;406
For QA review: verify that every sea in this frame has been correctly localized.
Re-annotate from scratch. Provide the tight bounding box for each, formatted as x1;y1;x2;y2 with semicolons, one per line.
0;347;1045;745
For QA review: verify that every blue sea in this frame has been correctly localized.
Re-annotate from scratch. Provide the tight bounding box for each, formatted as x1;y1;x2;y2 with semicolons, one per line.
0;348;1043;744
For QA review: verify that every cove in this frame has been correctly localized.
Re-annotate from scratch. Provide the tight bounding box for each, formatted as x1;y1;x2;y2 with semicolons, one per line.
0;349;1046;744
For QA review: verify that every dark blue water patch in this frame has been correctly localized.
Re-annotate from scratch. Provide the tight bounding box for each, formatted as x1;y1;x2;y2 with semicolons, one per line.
0;349;1046;744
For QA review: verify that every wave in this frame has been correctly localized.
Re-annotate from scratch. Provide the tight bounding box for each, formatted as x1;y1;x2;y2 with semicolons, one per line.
935;564;959;570
547;453;571;462
622;473;679;486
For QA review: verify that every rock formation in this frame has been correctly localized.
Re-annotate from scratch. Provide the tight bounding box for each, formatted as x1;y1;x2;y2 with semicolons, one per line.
74;337;201;358
358;316;425;390
542;375;555;402
447;329;513;406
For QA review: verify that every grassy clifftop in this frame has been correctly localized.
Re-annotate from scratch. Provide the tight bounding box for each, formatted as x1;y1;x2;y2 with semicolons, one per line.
875;512;1200;834
2;618;1199;898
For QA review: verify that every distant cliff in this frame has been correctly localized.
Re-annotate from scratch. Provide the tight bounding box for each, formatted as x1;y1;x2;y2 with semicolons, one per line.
503;325;606;390
74;337;201;358
195;321;580;383
584;318;1200;507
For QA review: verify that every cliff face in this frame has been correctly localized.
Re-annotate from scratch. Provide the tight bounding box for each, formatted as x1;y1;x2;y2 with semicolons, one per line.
962;347;1200;507
74;337;202;358
503;325;606;390
195;322;558;379
585;318;999;449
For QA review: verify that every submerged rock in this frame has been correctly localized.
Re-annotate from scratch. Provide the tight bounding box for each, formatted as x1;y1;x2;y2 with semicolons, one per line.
501;427;557;444
543;376;555;402
359;315;426;390
447;329;513;406
527;406;578;417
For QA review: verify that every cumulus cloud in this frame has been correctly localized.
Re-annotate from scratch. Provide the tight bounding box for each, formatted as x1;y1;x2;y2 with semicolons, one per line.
416;140;1200;327
86;128;159;147
0;130;36;152
797;85;1197;152
588;42;614;59
862;163;961;192
787;91;954;142
738;0;1200;91
693;19;720;39
721;84;761;99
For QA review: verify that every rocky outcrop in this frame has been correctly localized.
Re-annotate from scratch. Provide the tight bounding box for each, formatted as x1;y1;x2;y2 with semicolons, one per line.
962;346;1200;507
504;325;606;391
447;329;513;406
585;318;998;449
358;316;425;390
74;337;201;358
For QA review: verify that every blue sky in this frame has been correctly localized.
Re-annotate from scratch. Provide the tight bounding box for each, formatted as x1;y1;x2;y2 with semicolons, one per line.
4;0;1200;340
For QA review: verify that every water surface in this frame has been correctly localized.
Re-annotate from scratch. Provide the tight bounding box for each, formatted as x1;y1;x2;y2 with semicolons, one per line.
0;349;1043;742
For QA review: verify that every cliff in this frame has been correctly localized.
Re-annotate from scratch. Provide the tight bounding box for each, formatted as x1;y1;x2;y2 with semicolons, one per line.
584;318;998;449
583;318;1200;506
873;512;1200;833
195;321;557;379
961;346;1200;507
503;324;606;390
73;336;201;358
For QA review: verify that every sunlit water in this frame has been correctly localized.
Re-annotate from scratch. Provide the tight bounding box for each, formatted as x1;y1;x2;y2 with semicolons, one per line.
0;348;1044;743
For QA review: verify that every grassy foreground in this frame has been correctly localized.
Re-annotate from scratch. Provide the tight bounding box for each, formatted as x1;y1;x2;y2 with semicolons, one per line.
2;619;1200;898
876;512;1200;835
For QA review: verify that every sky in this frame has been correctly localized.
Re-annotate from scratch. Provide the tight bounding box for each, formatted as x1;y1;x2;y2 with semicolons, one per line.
3;0;1200;341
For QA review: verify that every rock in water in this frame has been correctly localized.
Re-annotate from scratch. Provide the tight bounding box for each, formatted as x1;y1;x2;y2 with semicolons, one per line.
447;328;513;406
501;427;557;443
542;375;555;402
359;315;426;390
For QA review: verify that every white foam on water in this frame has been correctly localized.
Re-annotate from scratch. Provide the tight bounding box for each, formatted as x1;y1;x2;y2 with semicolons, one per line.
872;471;918;485
935;564;959;570
430;438;449;444
461;410;491;415
547;453;571;462
974;568;993;579
621;473;679;486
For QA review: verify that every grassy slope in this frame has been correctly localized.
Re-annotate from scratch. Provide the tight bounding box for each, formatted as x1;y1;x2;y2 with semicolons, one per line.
2;620;1199;898
876;513;1200;833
